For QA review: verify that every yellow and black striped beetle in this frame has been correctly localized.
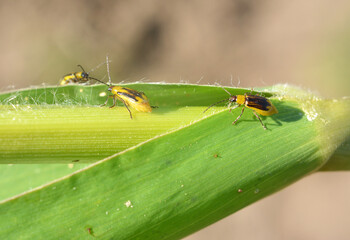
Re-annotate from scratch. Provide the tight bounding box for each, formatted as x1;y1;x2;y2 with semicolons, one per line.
60;65;100;85
91;56;154;119
204;88;278;129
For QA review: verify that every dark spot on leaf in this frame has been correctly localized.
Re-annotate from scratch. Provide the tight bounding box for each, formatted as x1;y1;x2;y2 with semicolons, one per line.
86;226;94;236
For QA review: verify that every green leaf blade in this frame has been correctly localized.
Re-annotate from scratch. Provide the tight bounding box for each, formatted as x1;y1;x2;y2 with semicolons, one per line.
0;84;349;239
0;99;327;239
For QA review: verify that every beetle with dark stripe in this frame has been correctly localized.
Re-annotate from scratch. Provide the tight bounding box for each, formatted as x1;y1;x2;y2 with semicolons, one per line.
204;88;278;130
245;95;273;112
60;65;104;86
104;85;153;119
91;56;155;119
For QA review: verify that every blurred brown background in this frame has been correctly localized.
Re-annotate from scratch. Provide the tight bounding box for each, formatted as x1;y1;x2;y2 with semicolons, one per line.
1;0;349;239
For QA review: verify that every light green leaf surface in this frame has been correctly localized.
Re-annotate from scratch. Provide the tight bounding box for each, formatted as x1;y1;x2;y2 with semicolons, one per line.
0;84;264;163
0;164;89;200
0;84;348;239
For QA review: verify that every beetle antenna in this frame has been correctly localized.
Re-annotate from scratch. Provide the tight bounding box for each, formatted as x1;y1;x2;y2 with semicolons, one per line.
219;86;232;96
203;99;229;113
214;83;233;96
89;77;109;86
77;65;86;73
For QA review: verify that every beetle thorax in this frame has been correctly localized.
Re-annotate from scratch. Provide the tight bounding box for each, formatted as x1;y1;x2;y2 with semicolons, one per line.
235;95;246;105
109;86;120;95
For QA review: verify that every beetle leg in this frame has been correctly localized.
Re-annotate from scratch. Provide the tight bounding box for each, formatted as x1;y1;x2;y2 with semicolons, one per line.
101;95;113;107
229;104;240;112
109;95;117;108
253;111;267;130
120;98;133;119
232;106;245;125
249;88;261;96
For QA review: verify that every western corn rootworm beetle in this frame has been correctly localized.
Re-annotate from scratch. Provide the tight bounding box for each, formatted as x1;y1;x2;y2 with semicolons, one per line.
204;87;278;129
60;65;102;85
91;56;154;119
